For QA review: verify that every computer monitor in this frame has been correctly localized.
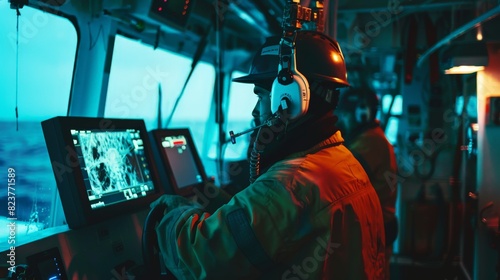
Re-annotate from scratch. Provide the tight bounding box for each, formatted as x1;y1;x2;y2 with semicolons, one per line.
149;128;207;197
42;116;163;229
27;247;68;280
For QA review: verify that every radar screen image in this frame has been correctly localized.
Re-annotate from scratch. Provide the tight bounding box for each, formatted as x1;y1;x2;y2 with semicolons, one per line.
71;128;155;209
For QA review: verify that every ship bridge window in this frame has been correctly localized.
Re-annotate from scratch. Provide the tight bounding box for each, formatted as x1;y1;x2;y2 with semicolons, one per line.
105;34;216;174
0;3;77;250
216;72;255;161
382;94;402;145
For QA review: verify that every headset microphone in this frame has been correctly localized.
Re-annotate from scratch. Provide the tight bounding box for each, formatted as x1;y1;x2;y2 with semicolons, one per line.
228;126;263;145
228;113;286;144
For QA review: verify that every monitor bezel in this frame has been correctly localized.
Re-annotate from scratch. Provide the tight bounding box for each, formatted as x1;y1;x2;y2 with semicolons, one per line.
150;128;207;197
42;116;164;229
26;247;68;280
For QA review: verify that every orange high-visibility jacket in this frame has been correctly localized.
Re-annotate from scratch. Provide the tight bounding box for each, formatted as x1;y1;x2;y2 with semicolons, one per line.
347;125;398;225
154;131;386;279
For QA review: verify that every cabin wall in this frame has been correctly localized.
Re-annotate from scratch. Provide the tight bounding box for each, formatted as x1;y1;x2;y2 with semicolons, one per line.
474;42;500;280
395;40;458;259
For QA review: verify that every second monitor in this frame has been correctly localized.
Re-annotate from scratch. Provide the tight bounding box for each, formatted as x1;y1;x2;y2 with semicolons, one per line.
150;128;208;197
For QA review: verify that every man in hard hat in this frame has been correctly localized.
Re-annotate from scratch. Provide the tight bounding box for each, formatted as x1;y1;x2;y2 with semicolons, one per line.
152;31;386;279
337;87;398;279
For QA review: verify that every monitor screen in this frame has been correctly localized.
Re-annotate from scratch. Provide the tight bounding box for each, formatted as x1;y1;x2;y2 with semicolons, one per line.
27;247;68;280
75;128;155;209
42;117;163;229
149;128;207;197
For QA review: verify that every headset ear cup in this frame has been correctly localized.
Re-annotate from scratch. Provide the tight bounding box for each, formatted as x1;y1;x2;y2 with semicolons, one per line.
354;104;371;124
270;73;310;120
270;34;311;121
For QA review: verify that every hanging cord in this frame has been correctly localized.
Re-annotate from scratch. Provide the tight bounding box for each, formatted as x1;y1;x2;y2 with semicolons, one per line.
249;147;261;184
15;6;21;131
9;0;28;130
87;22;104;51
248;109;290;183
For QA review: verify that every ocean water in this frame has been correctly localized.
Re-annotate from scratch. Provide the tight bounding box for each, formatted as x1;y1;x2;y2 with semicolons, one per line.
0;121;56;228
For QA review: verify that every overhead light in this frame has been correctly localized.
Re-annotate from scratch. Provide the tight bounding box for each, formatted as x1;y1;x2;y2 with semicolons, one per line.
441;41;489;74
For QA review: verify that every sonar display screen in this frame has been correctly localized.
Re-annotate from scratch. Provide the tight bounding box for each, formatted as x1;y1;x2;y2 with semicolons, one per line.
71;128;155;209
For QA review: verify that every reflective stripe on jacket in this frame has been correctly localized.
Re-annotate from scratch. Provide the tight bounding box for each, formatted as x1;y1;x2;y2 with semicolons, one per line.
155;131;386;279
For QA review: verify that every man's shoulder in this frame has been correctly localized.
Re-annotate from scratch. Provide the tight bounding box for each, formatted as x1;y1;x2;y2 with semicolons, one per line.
353;127;392;147
258;147;373;203
266;143;368;182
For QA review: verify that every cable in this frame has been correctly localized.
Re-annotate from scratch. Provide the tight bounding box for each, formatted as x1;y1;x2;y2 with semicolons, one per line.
15;6;20;131
88;22;104;51
249;126;264;183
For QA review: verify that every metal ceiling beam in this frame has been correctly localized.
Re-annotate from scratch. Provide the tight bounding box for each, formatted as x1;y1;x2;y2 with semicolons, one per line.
417;4;500;67
337;1;474;13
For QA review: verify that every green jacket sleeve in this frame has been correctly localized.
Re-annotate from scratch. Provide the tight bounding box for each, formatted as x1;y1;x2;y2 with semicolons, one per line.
154;178;298;280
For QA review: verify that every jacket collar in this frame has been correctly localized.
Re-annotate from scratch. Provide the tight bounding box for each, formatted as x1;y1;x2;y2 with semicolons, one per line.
287;130;345;159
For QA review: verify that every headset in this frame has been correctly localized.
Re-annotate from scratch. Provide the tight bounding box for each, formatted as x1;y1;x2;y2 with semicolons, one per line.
339;87;379;125
271;34;310;120
354;101;373;124
270;0;324;121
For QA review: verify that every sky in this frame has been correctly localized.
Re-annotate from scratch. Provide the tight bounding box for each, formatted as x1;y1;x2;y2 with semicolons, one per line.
0;2;76;122
0;2;256;124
